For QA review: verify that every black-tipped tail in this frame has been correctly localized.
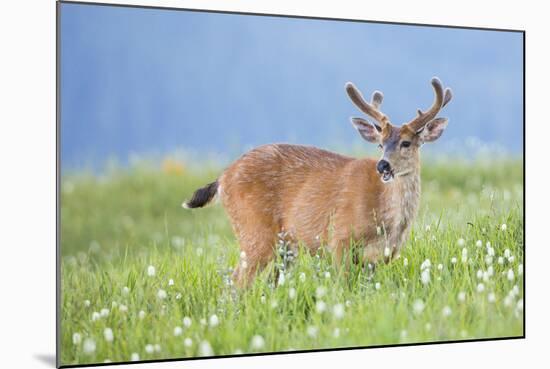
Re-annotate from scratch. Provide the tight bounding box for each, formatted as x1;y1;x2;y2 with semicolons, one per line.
183;181;219;209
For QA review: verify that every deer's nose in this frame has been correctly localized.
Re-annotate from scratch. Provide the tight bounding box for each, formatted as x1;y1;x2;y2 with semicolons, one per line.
377;159;391;174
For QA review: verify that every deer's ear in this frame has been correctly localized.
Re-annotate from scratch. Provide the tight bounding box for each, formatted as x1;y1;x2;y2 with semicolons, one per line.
351;117;381;143
418;117;448;143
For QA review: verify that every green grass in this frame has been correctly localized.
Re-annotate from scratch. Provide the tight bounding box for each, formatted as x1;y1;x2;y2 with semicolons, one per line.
60;158;524;365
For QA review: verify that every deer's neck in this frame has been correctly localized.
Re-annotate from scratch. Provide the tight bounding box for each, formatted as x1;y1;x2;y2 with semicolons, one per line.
395;165;421;224
380;164;421;250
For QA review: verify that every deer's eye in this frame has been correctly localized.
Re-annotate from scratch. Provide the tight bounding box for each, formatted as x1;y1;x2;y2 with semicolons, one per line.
401;141;411;148
378;144;383;150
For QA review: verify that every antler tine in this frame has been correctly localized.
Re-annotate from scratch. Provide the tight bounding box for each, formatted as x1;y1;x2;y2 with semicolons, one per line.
442;88;453;108
371;91;383;110
345;82;389;127
407;77;446;132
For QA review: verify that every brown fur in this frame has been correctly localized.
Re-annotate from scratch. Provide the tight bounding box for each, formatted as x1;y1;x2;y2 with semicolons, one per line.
218;143;420;287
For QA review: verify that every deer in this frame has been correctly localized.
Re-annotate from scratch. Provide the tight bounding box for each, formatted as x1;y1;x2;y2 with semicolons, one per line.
183;77;452;288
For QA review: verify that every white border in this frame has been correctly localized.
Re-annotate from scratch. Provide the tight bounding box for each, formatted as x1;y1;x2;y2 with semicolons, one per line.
2;0;548;368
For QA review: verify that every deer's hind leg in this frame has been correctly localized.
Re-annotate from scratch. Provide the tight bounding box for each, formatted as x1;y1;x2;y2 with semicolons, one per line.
231;219;278;288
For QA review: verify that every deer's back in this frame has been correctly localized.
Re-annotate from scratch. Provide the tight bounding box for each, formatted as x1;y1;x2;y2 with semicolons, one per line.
219;144;384;247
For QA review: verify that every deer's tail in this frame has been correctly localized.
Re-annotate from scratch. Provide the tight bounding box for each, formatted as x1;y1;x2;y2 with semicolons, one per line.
182;180;219;209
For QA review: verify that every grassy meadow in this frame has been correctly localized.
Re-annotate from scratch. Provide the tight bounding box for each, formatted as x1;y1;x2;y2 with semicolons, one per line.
60;156;524;366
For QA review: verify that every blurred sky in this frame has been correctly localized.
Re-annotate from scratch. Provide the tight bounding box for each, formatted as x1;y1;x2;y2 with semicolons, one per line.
60;3;523;169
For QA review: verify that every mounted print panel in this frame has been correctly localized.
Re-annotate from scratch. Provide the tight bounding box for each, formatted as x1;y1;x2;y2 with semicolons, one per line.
58;1;524;367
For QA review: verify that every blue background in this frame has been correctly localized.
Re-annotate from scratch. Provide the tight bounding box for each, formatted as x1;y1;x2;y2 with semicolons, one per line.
60;3;523;169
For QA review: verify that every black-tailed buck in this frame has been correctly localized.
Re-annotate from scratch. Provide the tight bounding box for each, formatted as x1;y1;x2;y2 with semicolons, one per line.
184;77;452;287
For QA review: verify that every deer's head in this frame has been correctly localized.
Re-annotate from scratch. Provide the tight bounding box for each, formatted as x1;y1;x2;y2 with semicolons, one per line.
346;77;452;183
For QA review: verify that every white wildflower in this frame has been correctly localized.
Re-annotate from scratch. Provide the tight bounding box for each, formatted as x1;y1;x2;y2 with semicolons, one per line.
184;338;193;347
147;265;156;277
503;295;514;307
425;225;431;232
72;332;82;345
457;238;465;247
461;248;468;263
168;278;174;286
412;299;425;315
507;269;515;282
122;286;130;295
498;256;505;265
488;292;496;303
289;288;296;300
442;306;452;317
458;291;466;302
130;353;140;361
476;269;483;279
145;344;154;354
306;325;318;338
501;223;507;231
421;259;431;270
250;335;265;350
316;301;327;313
316;286;326;298
333;327;341;338
508;255;515;263
104;328;114;342
333;303;345;319
375;282;381;290
91;312;100;321
199;341;214;356
485;256;493;265
84;299;91;307
451;257;457;264
477;283;485;293
516;299;524;312
277;272;285;286
154;344;161;352
403;258;408;267
83;338;96;354
175;293;182;300
299;272;306;282
476;240;482;248
487;246;495;257
100;308;109;318
518;264;523;276
174;326;183;336
345;300;352;308
183;316;192;328
421;269;430;285
504;249;511;258
157;289;167;300
119;304;128;313
324;271;331;279
209;314;219;327
437;263;443;271
138;310;146;320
